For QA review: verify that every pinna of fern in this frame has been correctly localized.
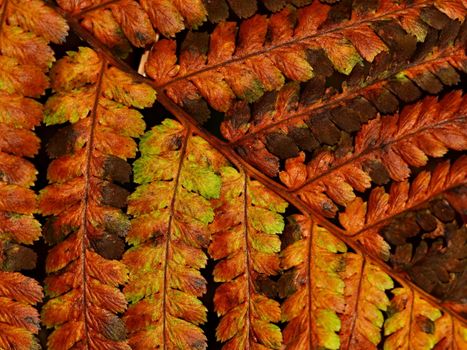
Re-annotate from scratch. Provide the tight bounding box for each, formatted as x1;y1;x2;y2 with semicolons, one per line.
145;0;466;125
228;42;466;176
38;46;156;350
280;215;467;350
209;167;287;349
123;119;228;349
279;91;467;220
0;0;68;348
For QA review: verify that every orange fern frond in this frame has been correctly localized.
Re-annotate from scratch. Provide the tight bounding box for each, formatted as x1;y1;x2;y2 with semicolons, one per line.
278;92;467;218
281;216;346;349
280;216;467;349
145;0;465;123
339;156;466;254
38;47;155;350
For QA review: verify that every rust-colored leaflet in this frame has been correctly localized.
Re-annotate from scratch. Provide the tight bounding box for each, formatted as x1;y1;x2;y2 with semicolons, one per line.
0;0;67;348
279;92;467;218
38;47;155;349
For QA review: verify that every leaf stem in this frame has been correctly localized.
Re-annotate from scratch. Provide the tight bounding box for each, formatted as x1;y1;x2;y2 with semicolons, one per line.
80;57;107;348
161;127;190;349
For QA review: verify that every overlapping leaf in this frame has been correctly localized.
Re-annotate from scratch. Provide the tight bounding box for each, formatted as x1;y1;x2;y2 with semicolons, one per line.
209;167;287;349
0;0;67;348
123;119;228;349
39;47;155;350
146;0;465;125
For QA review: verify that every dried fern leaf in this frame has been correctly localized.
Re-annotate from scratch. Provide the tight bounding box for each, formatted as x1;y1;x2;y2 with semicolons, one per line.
123;119;228;349
146;0;465;122
339;254;393;349
384;288;450;349
0;1;67;348
39;46;155;350
371;187;466;312
278;91;467;219
210;167;287;349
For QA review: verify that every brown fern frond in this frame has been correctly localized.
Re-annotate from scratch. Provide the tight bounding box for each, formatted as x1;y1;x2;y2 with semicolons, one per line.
277;92;467;219
210;167;287;349
123;119;228;349
366;186;466;314
0;0;68;348
145;0;465;123
39;47;156;349
339;156;466;258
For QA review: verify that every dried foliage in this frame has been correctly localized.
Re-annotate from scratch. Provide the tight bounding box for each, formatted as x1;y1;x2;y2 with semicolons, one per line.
57;0;318;48
146;0;466;124
280;91;467;218
1;0;467;349
210;167;287;349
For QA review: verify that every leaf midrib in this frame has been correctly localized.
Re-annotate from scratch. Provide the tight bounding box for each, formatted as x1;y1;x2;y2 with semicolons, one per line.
80;57;107;348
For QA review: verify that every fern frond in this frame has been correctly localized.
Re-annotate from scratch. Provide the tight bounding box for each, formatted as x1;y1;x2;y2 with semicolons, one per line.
384;288;452;349
210;167;287;349
123;119;228;349
145;0;465;122
0;1;67;348
276;92;467;219
281;215;346;349
39;47;155;350
280;216;465;349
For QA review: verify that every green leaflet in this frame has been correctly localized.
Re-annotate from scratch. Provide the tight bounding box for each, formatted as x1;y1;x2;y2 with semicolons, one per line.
123;118;227;349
